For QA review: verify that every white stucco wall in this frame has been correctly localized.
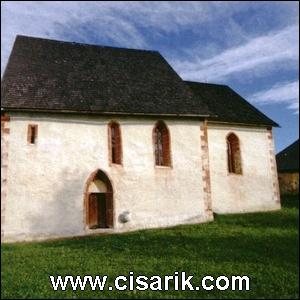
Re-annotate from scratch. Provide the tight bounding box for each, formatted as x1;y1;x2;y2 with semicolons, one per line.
3;112;211;242
207;123;281;214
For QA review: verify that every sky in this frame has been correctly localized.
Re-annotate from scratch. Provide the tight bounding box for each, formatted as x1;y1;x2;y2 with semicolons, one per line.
1;1;299;152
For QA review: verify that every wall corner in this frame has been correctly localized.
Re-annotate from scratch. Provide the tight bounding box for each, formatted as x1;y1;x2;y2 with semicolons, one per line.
200;120;213;219
267;128;281;207
1;114;10;239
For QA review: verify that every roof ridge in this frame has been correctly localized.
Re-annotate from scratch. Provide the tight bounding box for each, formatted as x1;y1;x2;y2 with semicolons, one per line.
15;34;159;54
2;35;211;117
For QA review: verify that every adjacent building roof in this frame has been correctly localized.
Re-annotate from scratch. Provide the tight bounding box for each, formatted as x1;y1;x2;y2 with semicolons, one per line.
1;35;278;127
276;140;299;173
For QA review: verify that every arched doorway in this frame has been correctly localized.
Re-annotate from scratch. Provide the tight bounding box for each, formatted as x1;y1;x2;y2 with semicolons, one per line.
84;169;114;229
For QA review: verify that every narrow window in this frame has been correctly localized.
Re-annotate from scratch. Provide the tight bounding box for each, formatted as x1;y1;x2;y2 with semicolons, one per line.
227;133;242;174
27;124;38;144
108;121;122;165
153;121;171;167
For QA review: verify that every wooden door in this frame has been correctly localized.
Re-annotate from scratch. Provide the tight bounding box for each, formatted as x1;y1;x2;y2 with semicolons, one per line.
98;194;107;228
88;193;113;229
88;193;99;229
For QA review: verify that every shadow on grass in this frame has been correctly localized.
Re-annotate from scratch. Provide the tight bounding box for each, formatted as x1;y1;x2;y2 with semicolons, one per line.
26;204;298;270
2;195;299;299
212;195;299;231
20;195;296;270
7;196;299;254
213;210;298;230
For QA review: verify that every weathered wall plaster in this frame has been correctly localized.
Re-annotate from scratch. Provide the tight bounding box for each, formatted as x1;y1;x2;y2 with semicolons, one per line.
1;115;10;239
2;114;281;243
3;113;212;242
207;123;281;214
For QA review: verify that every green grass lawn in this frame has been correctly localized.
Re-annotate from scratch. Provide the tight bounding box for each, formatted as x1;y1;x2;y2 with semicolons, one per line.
1;196;299;299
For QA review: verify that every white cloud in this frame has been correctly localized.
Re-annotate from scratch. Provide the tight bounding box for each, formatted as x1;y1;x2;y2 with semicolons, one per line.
1;0;299;116
249;81;299;114
172;25;299;82
3;1;297;74
1;1;148;74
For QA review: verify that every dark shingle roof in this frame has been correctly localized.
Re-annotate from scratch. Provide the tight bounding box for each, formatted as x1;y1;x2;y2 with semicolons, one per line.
185;81;278;127
276;140;299;172
1;35;278;127
1;35;211;116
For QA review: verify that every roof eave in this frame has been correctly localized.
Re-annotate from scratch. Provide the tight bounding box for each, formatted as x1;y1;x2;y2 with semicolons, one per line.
206;119;279;128
1;107;211;118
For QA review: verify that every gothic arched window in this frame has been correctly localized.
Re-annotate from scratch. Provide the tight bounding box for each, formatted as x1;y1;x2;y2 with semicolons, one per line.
227;133;242;174
153;121;171;167
108;121;122;165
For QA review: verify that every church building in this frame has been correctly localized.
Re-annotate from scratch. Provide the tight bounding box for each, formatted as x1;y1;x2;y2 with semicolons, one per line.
1;36;281;242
